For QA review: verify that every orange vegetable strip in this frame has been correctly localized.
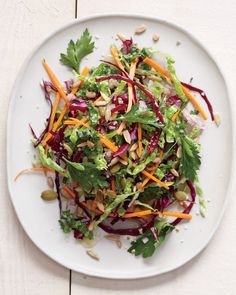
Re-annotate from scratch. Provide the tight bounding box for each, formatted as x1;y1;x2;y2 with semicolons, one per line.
116;120;126;135
122;210;192;219
42;59;69;105
93;96;103;104
92;194;99;210
141;170;169;190
99;136;119;152
127;58;138;112
62;184;76;199
110;47;125;70
143;57;207;120
14;167;64;181
142;149;164;188
182;86;207;120
64;117;90;128
48;92;60;132
172;110;181;122
71;66;90;94
42;104;68;145
81;202;116;217
137;123;142;157
111;178;116;192
143;57;171;79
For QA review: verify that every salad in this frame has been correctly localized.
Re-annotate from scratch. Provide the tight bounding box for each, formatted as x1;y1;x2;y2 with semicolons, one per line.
20;29;217;258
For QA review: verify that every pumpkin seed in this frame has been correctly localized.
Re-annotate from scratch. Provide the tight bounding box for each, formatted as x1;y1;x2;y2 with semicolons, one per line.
121;178;126;189
175;191;188;201
41;190;57;201
110;163;121;173
108;157;119;167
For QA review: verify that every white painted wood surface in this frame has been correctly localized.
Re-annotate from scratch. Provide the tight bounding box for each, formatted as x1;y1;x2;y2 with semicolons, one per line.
0;1;74;294
1;0;236;294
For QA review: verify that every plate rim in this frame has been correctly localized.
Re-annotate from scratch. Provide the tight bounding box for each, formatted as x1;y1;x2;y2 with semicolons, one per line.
7;13;235;280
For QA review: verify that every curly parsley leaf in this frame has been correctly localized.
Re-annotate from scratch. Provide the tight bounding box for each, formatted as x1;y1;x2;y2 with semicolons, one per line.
60;29;95;72
59;210;93;239
179;135;201;181
128;221;174;258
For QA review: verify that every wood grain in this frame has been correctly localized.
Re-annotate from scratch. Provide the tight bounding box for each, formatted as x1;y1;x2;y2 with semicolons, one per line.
0;1;74;294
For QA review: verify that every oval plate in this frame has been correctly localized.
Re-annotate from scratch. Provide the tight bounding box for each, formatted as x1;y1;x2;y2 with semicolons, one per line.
7;14;233;279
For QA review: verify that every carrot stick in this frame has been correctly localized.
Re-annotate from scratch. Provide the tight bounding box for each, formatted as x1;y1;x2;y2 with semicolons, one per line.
141;170;169;190
48;92;60;132
62;184;76;199
42;59;69;105
14;167;64;181
122;210;192;219
143;57;207;120
64;117;90;128
137;123;142;157
81;202;116;217
127;58;138;112
110;47;125;70
172;110;181;122
71;66;90;94
93;96;103;104
99;136;119;152
116;120;126;135
42;104;68;146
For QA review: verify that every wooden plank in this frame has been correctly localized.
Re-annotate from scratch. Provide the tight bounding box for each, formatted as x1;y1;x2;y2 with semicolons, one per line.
0;1;75;294
72;0;236;294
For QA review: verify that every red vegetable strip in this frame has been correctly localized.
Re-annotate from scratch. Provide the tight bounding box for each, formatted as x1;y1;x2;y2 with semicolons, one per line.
62;184;76;199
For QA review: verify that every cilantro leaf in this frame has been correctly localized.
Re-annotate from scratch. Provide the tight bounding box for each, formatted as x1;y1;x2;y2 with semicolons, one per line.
128;221;174;258
67;161;108;192
179;135;201;181
60;29;95;72
59;210;93;239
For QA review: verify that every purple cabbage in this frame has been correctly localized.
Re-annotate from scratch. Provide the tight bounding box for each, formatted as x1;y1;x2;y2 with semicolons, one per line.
181;82;214;121
113;143;129;158
111;105;127;114
155;195;173;212
147;130;161;154
122;39;133;54
112;95;129;106
166;95;182;107
64;80;72;93
69;98;88;113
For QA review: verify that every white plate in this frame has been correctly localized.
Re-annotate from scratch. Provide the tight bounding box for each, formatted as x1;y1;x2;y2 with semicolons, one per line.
7;14;233;279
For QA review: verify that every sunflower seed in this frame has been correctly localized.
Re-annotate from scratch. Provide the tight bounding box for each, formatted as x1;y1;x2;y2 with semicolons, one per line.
130;151;137;160
152;34;160;42
119;158;128;165
86;140;94;148
60;188;71;200
86;250;100;261
97;202;105;212
175;191;188;201
116;33;127;42
94;100;108;106
108;79;119;89
130;143;138;152
135;24;147;34
106;189;116;198
170;168;179;177
77;142;87;148
123;130;131;144
86;91;96;98
105;234;121;241
108;157;119;167
153;157;161;164
105;109;112;121
214;112;221;127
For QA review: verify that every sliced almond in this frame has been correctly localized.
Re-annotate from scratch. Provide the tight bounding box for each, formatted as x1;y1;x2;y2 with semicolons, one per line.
63;143;73;155
77;142;87;148
105;234;121;241
116;33;127;42
116;240;122;249
123;130;131;144
135;24;147;34
108;157;119;167
105;109;111;121
87;140;94;148
214;112;221;127
86;91;96;98
153;157;161;164
170;168;179;177
108;79;119;89
86;250;100;261
130;142;138;152
94;100;109;106
130;151;137;160
119;158;128;165
152;34;160;42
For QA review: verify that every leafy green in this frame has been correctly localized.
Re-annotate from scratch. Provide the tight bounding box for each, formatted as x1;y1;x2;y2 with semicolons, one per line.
165;55;186;102
128;221;174;258
124;177;134;193
59;211;93;239
60;29;95;72
90;63;119;78
37;144;67;175
113;81;126;94
63;158;84;171
94;154;107;170
67;161;108;192
179;135;201;181
132;152;157;175
117;104;162;127
93;191;137;228
88;103;100;125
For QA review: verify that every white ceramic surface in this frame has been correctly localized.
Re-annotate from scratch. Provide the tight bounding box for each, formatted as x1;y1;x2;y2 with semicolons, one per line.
7;14;233;279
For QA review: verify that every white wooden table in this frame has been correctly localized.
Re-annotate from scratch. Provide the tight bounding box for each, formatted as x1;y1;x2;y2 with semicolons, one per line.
1;1;236;294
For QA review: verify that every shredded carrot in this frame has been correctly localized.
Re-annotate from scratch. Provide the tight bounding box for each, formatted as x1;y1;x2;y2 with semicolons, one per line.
122;210;192;219
143;57;208;120
182;86;207;120
141;170;169;190
137;123;142;157
143;57;171;79
127;58;138;112
93;96;103;104
48;92;60;132
71;66;90;94
81;202;116;217
172;110;181;122
14;167;64;181
42;59;69;105
64;117;90;128
42;104;68;145
99;136;119;152
111;178;116;192
110;47;125;70
92;194;99;210
62;184;76;199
